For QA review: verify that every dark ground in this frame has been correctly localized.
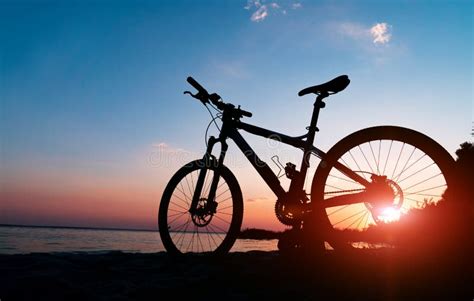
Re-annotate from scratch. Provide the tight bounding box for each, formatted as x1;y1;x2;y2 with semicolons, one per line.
1;248;472;301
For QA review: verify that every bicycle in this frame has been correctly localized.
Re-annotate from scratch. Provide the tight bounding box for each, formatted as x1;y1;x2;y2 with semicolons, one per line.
158;75;455;254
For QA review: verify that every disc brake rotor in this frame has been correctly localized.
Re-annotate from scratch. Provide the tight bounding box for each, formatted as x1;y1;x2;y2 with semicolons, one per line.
191;198;214;227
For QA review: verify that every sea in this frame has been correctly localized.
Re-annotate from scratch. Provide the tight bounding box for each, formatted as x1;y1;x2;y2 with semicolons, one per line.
0;225;278;254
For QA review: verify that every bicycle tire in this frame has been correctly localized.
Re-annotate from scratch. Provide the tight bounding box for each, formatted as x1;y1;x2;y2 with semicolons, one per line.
158;159;243;255
310;126;456;249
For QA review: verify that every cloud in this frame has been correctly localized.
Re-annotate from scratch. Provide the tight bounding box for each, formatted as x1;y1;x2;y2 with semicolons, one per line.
270;2;280;8
148;142;194;168
246;197;269;202
213;61;249;79
370;22;392;44
151;142;188;153
338;22;368;39
337;21;392;45
245;1;300;22
292;2;302;9
251;5;269;22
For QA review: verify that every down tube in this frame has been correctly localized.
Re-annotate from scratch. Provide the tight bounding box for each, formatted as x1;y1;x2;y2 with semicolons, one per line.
230;129;286;198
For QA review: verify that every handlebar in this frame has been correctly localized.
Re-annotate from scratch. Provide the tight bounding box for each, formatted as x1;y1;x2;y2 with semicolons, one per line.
238;107;252;118
187;76;208;95
185;76;252;118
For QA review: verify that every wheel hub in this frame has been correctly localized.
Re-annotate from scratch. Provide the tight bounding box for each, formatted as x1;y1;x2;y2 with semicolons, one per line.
365;175;404;223
191;198;217;227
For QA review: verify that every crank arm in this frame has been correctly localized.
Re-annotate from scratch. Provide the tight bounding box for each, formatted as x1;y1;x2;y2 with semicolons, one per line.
322;192;366;208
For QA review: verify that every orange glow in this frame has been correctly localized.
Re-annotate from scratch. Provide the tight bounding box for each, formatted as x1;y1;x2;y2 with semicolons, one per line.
378;207;401;223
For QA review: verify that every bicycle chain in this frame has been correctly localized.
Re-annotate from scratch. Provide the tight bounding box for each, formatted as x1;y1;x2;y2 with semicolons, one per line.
324;188;365;195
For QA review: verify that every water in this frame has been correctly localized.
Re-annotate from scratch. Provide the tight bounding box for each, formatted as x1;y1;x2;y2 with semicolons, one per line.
0;225;278;254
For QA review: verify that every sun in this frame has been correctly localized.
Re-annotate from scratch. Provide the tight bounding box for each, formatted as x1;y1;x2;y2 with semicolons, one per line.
378;207;401;223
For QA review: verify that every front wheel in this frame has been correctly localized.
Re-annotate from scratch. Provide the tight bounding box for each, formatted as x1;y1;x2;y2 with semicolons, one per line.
311;126;456;249
158;159;243;255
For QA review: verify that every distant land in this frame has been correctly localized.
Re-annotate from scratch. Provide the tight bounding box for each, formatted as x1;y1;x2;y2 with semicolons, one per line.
238;228;283;240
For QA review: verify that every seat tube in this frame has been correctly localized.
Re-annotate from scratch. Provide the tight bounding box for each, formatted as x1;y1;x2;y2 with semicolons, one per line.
293;96;325;191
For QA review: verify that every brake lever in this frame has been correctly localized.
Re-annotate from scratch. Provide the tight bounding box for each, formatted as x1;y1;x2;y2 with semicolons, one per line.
184;90;209;104
184;91;195;97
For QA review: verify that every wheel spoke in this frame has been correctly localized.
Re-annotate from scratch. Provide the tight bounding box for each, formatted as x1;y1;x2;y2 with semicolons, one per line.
217;204;233;211
391;143;405;179
405;184;447;196
345;211;368;230
168;211;188;226
358;145;375;174
382;140;393;175
402;173;442;191
398;162;435;184
196;227;205;252
318;133;451;250
169;200;189;212
206;226;219;248
160;162;240;254
178;182;191;205
393;146;416;182
208;222;228;234
333;208;367;227
215;187;230;199
202;170;210;197
184;175;194;203
328;173;358;184
348;150;367;180
327;204;351;216
213;214;231;225
170;193;189;207
368;141;380;175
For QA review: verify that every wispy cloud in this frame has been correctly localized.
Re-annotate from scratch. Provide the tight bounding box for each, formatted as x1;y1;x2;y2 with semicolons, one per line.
148;142;195;168
247;197;269;202
337;21;393;45
251;5;269;22
213;61;249;79
292;2;302;9
338;22;368;39
245;1;301;22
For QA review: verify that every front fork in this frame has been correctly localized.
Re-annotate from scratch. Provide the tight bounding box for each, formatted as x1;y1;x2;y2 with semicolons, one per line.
189;136;227;215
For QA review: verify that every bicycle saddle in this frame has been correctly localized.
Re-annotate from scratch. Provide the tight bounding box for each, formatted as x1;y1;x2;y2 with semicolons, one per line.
298;75;350;97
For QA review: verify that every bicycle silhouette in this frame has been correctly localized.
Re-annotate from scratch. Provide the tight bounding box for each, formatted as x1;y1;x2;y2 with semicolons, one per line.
159;76;455;254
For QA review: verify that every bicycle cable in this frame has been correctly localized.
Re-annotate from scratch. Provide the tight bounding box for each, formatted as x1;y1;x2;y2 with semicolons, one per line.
204;104;222;147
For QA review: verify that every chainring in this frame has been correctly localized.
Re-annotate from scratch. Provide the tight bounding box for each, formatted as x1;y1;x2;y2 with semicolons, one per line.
275;200;302;226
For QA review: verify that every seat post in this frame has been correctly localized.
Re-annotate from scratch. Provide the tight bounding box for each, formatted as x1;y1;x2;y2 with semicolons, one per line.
305;93;327;147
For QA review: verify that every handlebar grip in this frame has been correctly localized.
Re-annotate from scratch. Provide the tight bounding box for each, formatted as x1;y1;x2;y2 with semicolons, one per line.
187;76;207;94
241;110;252;118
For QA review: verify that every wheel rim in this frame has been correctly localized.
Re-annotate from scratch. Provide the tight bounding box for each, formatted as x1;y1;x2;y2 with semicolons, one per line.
322;138;450;248
165;168;235;253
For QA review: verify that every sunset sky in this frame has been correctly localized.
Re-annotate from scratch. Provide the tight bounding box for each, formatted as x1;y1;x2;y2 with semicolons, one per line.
1;0;472;231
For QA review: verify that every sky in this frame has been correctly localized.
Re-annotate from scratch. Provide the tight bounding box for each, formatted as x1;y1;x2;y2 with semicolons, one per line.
1;0;472;231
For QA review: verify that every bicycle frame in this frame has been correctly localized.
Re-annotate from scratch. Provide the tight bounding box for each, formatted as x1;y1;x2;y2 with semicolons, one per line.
190;95;371;213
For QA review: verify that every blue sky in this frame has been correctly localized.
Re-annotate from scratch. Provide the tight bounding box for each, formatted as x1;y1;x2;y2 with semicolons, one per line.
1;0;472;229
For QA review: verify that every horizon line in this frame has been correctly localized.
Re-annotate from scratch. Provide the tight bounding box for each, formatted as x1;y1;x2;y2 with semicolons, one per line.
0;223;157;233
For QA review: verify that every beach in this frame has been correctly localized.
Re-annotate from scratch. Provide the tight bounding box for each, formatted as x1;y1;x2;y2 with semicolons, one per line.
1;248;472;301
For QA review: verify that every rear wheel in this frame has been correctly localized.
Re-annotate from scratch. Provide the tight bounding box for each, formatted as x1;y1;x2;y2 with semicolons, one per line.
311;126;455;249
159;159;243;255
